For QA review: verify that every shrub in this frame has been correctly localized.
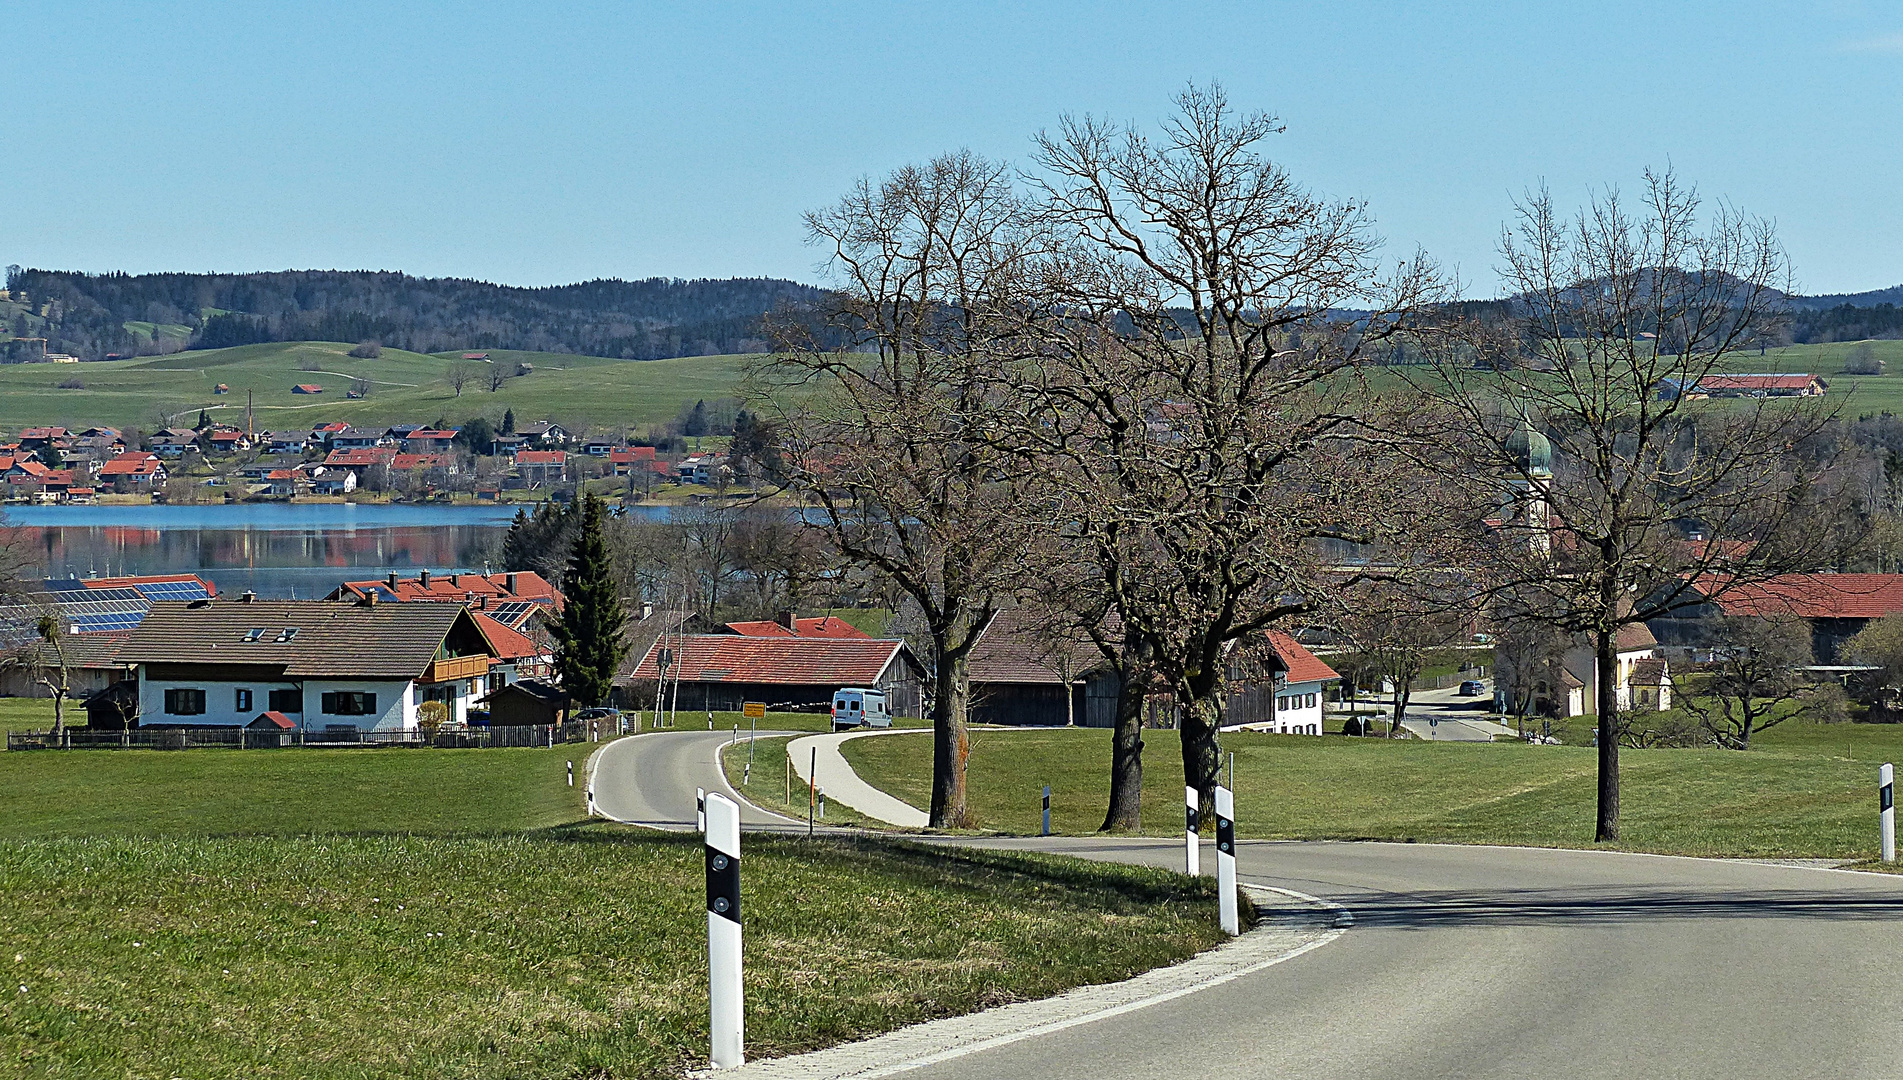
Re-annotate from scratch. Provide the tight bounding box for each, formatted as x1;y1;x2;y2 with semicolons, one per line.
348;340;382;359
1844;342;1883;376
57;377;83;389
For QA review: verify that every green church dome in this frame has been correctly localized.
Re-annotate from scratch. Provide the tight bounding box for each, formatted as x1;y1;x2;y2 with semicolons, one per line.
1505;419;1552;478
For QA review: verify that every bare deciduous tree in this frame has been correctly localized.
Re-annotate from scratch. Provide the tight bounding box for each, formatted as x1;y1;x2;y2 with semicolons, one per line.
1421;168;1855;841
1679;614;1833;749
447;362;480;397
1015;83;1443;820
763;150;1043;827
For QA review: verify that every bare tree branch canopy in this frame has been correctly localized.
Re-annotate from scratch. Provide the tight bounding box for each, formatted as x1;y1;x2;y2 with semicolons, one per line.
1418;168;1857;841
762;150;1045;828
1012;83;1446;820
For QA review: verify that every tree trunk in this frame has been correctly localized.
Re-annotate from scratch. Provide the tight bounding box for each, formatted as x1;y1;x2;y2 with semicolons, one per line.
929;641;972;828
1178;690;1224;824
1390;682;1413;738
1595;626;1620;842
50;689;65;738
1100;668;1145;832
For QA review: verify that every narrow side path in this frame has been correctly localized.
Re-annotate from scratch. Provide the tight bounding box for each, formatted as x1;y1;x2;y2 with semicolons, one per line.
786;729;930;828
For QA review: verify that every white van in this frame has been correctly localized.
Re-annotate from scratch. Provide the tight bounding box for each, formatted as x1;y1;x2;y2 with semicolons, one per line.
831;688;891;731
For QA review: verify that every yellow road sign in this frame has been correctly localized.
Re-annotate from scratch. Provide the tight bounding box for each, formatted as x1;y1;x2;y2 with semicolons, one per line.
742;701;766;719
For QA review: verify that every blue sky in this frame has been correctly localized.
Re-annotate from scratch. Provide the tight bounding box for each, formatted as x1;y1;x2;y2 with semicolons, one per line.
5;1;1899;295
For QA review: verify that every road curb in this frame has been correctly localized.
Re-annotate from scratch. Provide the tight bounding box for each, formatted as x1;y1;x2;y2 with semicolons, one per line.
692;883;1345;1079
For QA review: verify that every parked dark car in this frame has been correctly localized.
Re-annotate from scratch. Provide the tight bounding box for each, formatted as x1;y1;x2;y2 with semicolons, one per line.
1458;680;1485;697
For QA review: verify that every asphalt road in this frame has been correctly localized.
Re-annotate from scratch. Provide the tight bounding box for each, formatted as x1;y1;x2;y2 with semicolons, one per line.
593;733;1903;1078
590;729;801;829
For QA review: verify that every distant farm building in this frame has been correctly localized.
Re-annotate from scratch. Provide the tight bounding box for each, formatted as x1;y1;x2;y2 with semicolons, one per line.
1659;373;1826;400
291;383;323;394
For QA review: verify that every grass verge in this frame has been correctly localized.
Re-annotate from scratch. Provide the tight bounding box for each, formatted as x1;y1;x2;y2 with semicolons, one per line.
0;831;1223;1079
0;744;587;838
840;721;1903;859
720;735;881;828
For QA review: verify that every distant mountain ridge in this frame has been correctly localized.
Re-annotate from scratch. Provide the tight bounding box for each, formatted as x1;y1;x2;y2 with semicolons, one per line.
1787;284;1903;310
1;267;826;361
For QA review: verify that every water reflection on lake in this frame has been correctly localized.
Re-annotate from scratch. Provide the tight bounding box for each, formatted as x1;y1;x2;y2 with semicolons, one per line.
6;503;674;598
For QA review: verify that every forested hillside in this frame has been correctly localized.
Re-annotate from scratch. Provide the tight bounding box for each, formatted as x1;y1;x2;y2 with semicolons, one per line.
1;267;824;361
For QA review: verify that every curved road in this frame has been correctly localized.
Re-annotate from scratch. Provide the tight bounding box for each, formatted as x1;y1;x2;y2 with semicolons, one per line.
593;732;1903;1078
591;729;802;829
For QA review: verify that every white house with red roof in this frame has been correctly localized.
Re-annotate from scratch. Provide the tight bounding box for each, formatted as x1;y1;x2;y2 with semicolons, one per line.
1247;632;1341;736
99;452;167;488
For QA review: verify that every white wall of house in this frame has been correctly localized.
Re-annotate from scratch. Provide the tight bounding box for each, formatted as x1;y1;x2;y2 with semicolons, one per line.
137;670;417;732
1267;679;1329;735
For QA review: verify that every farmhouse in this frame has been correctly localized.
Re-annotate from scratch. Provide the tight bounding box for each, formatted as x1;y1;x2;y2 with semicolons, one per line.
115;597;509;733
513;450;568;486
291;383;323;394
609;446;658;475
1658;373;1827;400
98;452;167;487
1654;573;1903;663
620;634;924;715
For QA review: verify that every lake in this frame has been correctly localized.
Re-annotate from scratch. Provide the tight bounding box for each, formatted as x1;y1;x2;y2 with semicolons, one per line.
5;502;677;598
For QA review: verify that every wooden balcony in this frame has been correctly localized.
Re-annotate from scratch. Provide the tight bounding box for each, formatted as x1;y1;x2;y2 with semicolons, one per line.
423;654;491;684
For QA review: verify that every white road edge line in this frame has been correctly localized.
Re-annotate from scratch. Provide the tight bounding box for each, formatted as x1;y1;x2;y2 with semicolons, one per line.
701;883;1349;1079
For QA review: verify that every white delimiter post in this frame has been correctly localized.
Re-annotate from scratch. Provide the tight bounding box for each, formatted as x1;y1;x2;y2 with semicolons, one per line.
1882;763;1896;863
1185;785;1200;876
704;792;744;1069
697;788;706;833
1215;785;1239;936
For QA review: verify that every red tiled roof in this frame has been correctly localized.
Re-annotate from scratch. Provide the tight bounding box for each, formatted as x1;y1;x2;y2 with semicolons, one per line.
325;447;399;467
627;635;910;686
249;711;297;730
390;453;451;471
292;383;323;393
99;455;163;477
725;616;870;640
1706;574;1903;620
726;620;796;637
514;450;566;465
1698;374;1821;391
794;616;870;639
473;612;540;660
609;446;658;463
332;570;563;608
406;430;456;440
1267;632;1340;685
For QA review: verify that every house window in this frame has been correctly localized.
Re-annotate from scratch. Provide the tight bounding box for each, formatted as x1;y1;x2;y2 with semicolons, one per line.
1276;696;1288;711
234;688;252;712
269;688;302;713
486;672;506;693
1305;693;1316;708
321;691;378;716
163;688;206;715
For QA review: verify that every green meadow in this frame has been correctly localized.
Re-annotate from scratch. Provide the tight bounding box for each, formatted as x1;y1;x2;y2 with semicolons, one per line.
0;342;753;432
0;740;1224;1078
841;719;1903;859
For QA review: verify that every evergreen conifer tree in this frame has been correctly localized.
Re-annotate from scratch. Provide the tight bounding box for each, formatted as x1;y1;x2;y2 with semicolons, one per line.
547;494;626;707
502;408;516;434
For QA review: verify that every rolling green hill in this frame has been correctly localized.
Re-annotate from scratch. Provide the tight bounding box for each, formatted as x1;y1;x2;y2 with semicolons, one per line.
0;342;754;432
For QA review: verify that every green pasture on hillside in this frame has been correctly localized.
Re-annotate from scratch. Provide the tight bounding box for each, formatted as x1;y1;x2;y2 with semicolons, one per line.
0;342;752;431
840;720;1903;858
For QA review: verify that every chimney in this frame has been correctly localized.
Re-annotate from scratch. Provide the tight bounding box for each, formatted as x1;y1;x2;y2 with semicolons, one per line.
641;601;654;620
361;589;378;607
776;609;796;632
386;571;399;590
505;572;518;594
447;573;459;587
238;590;257;603
419;569;432;589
